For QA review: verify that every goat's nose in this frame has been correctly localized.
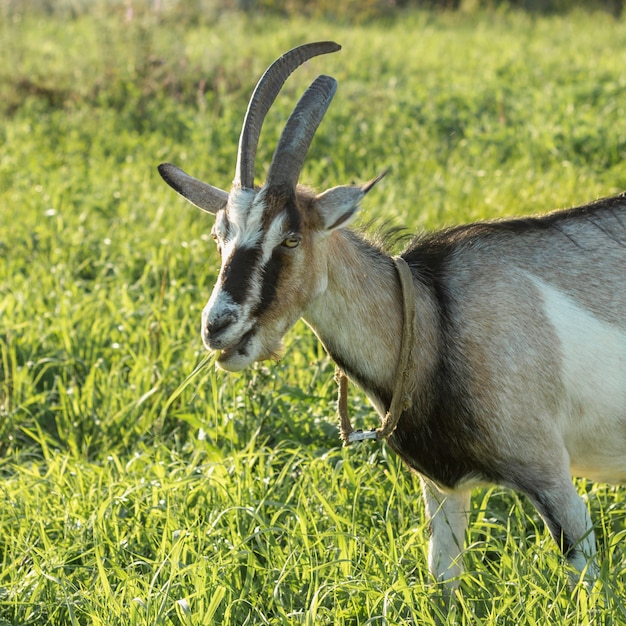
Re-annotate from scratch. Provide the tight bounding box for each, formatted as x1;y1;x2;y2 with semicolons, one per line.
202;294;239;347
203;310;236;347
206;315;232;337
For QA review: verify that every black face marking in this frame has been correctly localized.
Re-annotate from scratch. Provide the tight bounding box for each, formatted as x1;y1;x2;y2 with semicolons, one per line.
254;248;286;317
238;196;303;319
221;245;262;304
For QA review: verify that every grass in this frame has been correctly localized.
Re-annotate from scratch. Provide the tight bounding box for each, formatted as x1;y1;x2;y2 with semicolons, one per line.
1;4;625;624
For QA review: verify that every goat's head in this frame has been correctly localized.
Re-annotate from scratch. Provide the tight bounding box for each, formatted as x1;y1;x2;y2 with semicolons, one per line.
158;42;382;371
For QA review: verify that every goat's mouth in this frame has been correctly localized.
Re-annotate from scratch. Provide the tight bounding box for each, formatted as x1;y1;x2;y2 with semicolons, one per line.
214;325;284;372
217;327;256;364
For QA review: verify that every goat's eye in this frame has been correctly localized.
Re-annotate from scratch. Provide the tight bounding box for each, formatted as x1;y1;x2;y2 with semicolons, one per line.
281;236;301;249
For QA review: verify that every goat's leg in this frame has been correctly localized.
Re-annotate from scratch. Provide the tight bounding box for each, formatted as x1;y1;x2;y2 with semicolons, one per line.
515;471;598;586
420;477;470;588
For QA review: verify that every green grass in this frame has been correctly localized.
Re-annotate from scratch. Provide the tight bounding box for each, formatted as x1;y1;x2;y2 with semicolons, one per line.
1;5;625;624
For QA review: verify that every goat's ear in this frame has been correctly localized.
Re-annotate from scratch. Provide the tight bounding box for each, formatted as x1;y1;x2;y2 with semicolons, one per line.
158;163;229;215
315;170;387;232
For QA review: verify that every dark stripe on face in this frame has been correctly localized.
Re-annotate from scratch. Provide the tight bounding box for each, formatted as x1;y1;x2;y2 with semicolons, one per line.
254;248;286;317
220;245;262;304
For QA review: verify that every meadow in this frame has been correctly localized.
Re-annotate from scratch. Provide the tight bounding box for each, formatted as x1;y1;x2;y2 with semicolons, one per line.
1;3;625;624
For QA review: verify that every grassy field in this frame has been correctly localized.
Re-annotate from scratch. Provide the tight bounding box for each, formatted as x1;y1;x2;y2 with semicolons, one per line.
1;4;625;624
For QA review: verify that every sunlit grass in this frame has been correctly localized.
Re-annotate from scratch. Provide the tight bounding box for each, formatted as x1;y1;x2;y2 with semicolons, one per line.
1;5;625;624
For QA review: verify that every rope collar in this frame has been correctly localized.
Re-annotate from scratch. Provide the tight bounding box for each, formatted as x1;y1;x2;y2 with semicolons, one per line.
336;255;417;445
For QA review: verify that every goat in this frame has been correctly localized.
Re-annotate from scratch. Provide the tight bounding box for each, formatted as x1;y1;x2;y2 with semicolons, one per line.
158;42;626;592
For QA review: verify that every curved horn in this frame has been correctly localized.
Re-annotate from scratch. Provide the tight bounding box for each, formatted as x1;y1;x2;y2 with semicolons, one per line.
265;74;337;192
234;41;341;190
158;163;228;214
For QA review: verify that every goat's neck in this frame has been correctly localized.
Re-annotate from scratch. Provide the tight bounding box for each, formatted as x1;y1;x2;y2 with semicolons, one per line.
303;230;439;412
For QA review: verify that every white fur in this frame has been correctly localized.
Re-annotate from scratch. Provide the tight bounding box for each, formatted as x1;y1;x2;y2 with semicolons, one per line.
534;277;626;483
261;214;287;263
421;479;470;585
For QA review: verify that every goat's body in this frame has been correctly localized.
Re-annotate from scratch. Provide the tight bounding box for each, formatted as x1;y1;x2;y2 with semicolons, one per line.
159;42;625;593
397;195;626;488
305;195;625;585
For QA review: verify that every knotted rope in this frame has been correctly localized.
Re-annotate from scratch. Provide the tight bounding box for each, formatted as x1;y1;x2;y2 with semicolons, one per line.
336;255;417;445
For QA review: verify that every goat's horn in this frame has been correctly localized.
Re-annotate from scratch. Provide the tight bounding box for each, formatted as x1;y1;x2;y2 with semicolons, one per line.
234;41;341;190
265;74;337;192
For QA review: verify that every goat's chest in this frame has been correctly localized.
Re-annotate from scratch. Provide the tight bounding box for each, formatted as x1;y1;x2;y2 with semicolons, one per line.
386;400;493;491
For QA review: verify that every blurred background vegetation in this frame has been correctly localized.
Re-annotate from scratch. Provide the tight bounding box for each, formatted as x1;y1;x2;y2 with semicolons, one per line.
0;0;623;20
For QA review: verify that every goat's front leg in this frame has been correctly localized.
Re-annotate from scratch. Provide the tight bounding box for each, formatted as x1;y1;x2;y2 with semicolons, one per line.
420;477;471;589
